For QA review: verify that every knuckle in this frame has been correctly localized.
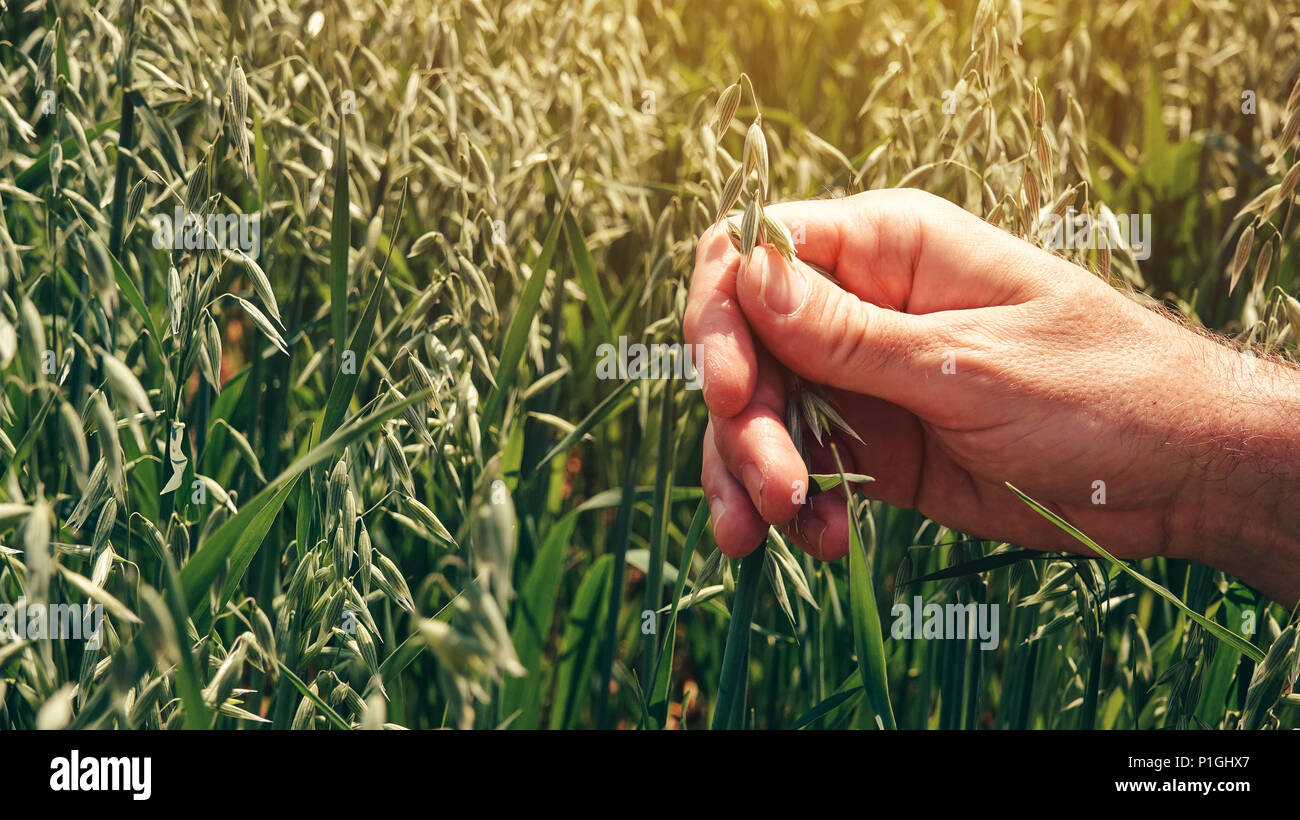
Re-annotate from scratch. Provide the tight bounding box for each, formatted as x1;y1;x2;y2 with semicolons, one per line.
821;294;880;377
921;313;1002;383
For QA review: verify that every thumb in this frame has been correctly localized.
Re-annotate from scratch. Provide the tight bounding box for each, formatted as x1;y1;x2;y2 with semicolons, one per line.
736;246;956;412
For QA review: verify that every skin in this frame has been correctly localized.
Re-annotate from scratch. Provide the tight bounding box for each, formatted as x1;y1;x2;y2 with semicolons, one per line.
685;188;1300;606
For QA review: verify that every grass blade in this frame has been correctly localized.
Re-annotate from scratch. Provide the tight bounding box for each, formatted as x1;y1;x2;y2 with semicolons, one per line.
181;387;435;621
277;662;351;730
712;544;765;729
481;168;575;431
502;512;575;729
528;378;635;478
843;469;896;729
642;385;677;680
563;212;612;346
1005;482;1264;662
329;114;350;368
645;498;709;729
549;554;613;729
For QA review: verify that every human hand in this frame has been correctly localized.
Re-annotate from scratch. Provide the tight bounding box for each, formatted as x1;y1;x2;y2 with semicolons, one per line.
685;189;1300;603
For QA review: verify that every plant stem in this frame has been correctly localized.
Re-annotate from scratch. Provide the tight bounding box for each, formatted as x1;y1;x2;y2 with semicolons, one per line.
642;384;675;681
712;544;765;729
594;414;641;728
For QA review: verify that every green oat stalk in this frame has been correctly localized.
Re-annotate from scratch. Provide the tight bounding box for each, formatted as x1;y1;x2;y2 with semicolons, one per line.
1006;482;1264;662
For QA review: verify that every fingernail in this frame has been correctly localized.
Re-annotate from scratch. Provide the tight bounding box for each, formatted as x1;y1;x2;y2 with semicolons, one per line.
709;496;726;527
759;253;807;315
741;463;765;507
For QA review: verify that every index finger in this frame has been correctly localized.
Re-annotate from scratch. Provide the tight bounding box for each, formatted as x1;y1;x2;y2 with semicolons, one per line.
684;223;758;418
763;189;1045;314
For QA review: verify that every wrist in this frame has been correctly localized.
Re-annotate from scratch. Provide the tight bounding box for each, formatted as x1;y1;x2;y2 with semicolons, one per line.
1168;349;1300;604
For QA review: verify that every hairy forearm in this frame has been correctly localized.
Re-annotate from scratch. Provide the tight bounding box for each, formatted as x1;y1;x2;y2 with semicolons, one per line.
1169;348;1300;606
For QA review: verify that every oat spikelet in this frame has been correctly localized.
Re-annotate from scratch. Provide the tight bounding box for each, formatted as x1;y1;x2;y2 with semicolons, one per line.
712;82;742;137
230;56;249;123
184;160;208;213
1251;237;1273;293
740;197;759;259
725;217;743;253
743;117;768;199
1287;74;1300;116
1021;165;1040;208
760;211;796;260
1284;294;1300;331
715;165;744;223
1227;224;1255;293
1030;80;1046;128
1280;161;1300;199
1280;107;1300;151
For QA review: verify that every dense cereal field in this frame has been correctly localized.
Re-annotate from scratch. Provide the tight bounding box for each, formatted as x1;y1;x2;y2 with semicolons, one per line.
1;0;1297;731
